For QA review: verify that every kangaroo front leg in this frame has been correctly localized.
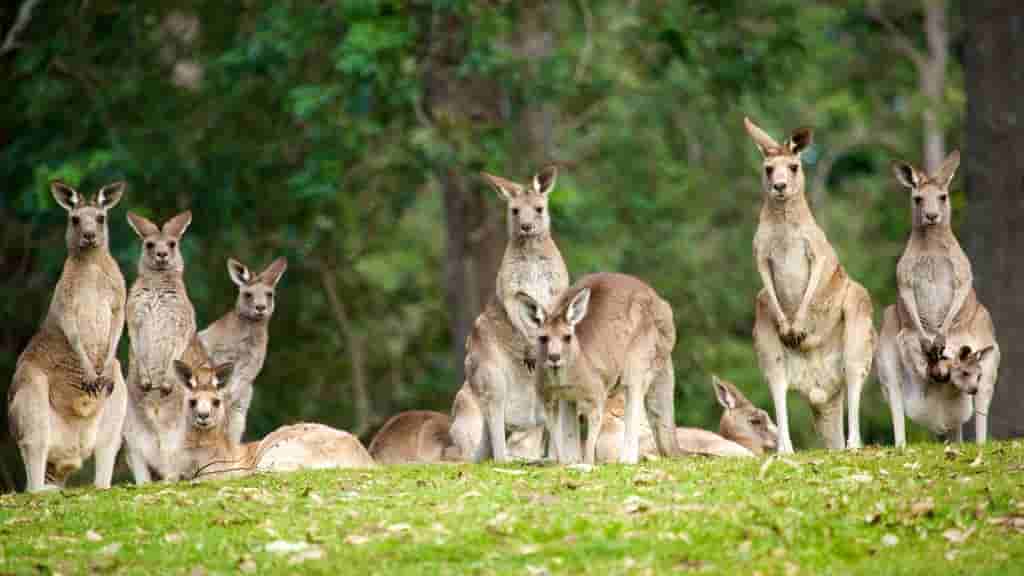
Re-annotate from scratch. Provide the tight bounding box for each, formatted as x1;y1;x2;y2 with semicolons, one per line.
842;285;874;449
755;295;794;453
583;404;604;465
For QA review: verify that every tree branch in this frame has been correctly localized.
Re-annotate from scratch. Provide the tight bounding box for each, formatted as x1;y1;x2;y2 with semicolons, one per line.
0;0;41;56
866;1;926;71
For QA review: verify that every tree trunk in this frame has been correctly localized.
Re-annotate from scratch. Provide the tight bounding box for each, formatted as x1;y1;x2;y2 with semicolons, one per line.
962;0;1024;439
921;0;948;173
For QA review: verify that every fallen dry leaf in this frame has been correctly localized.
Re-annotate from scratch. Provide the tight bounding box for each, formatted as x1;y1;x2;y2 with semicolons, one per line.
99;543;122;556
164;532;184;544
288;547;325;565
911;498;935;517
944;445;959;460
264;540;309;555
85;530;103;542
881;534;899;547
344;534;370;545
386;523;411;534
943;527;975;545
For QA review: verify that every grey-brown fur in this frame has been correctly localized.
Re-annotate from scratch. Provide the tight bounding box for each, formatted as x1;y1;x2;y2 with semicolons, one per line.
450;166;573;463
875;151;1000;445
7;181;128;492
745;117;875;453
198;256;286;444
123;210;197;483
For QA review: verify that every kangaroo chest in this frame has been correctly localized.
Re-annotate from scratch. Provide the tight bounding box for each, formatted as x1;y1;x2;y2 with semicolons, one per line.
767;230;812;318
500;254;567;308
906;254;957;333
65;265;122;368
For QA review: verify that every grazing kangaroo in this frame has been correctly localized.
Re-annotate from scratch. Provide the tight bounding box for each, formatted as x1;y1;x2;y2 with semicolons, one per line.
173;355;374;480
8;181;127;492
595;375;777;461
520;272;682;464
451;166;576;463
745;117;875;453
875;151;999;445
123;210;196;483
198;257;287;444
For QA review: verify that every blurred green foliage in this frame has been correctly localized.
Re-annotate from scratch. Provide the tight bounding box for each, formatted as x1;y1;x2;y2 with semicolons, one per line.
0;0;963;487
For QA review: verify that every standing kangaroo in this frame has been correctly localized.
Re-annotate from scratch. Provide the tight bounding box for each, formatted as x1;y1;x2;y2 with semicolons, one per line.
520;272;682;464
745;117;875;452
8;181;127;492
198;257;287;444
450;166;575;463
123;210;196;483
875;151;999;445
595;375;777;461
173;354;374;481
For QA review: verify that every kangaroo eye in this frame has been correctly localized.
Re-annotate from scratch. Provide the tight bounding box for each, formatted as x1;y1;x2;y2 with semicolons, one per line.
71;216;81;226
749;417;762;425
538;335;550;344
512;208;520;216
914;197;923;205
562;334;572;343
168;241;177;250
189;399;198;408
96;215;105;224
939;194;948;202
267;291;275;299
212;399;221;408
535;206;544;214
788;164;799;174
145;241;155;250
764;166;774;177
245;292;254;301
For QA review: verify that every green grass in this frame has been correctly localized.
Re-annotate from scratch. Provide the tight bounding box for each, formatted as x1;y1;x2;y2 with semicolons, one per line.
2;442;1023;575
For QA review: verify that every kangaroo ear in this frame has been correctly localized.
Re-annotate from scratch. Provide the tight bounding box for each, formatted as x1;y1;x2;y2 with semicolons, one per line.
532;165;558;197
786;127;813;155
51;181;81;212
892;161;921;190
258;257;288;287
711;375;736;410
481;172;523;202
96;181;126;210
174;360;195;389
213;363;234;389
162;210;192;239
126;212;160;238
743;116;780;156
516;292;546;331
227;258;252;287
565;288;591;327
934;149;961;189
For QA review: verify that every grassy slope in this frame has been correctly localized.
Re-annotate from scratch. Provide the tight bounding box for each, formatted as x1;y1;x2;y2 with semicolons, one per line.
1;441;1023;575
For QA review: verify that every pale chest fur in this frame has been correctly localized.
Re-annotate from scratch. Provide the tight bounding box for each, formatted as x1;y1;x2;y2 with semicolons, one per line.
55;259;125;369
759;223;812;318
898;240;969;334
128;276;196;385
497;242;569;338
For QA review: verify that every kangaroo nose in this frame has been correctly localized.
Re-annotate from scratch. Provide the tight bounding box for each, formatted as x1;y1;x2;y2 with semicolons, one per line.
254;304;267;312
83;231;96;241
548;353;561;363
155;251;168;260
772;182;787;193
926;213;939;223
520;223;534;233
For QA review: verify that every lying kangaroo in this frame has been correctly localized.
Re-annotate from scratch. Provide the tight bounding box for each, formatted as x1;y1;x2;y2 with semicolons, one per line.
368;411;453;464
8;181;127;492
451;166;576;463
199;257;287;444
520;272;682;464
173;355;374;480
595;375;777;461
745;117;875;452
123;210;196;483
875;151;999;445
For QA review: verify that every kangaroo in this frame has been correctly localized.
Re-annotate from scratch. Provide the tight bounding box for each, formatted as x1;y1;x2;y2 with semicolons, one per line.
745;117;875;453
8;181;127;492
122;210;196;483
595;375;777;461
173;355;374;481
519;272;682;464
446;384;547;462
875;151;999;445
198;257;287;444
451;166;576;463
368;411;453;464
